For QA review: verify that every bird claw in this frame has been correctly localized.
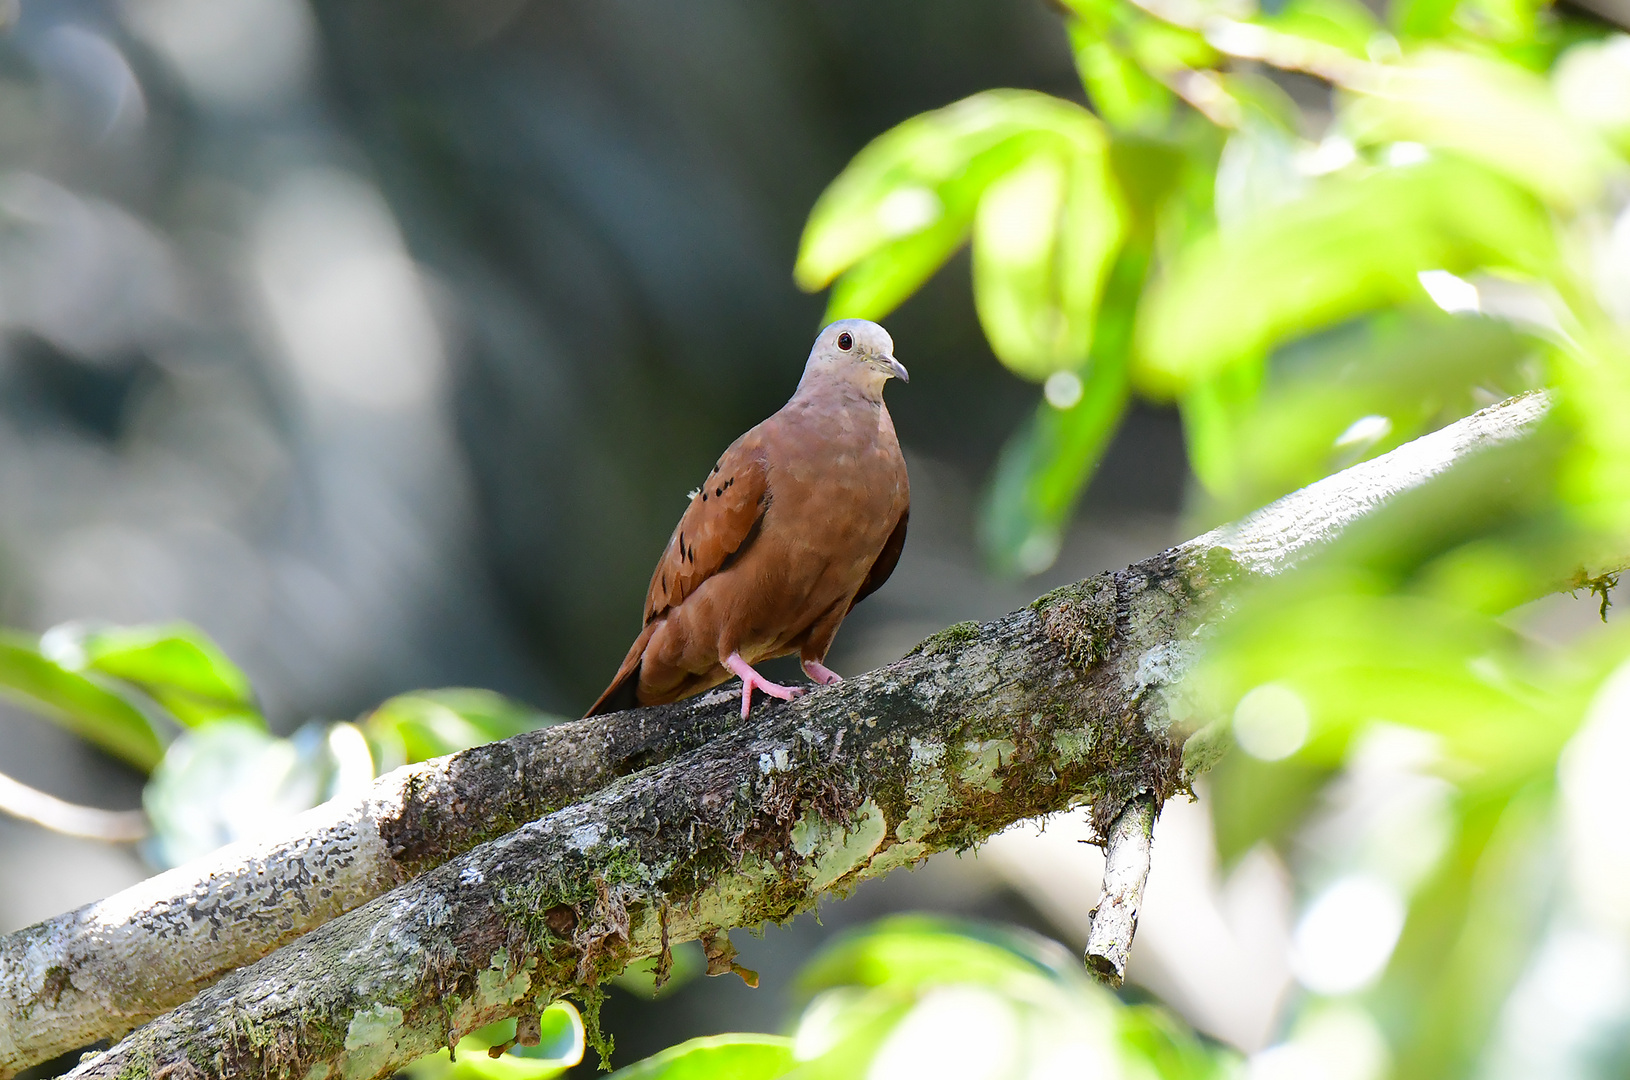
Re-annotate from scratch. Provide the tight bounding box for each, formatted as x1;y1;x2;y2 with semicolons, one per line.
724;653;805;719
801;659;843;686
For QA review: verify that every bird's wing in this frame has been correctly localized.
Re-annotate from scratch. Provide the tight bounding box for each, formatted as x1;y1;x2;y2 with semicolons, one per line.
847;506;908;612
643;438;771;624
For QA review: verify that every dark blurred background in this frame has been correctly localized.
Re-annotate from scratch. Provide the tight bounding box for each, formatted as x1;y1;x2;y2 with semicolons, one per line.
0;0;1205;1067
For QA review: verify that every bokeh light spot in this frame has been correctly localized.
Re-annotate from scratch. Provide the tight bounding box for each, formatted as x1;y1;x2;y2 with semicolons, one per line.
1233;683;1310;761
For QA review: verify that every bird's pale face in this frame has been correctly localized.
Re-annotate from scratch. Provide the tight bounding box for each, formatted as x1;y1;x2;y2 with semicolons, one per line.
807;319;909;396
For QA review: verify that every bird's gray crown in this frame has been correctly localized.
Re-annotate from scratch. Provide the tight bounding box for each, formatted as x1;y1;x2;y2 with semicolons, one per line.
799;318;908;397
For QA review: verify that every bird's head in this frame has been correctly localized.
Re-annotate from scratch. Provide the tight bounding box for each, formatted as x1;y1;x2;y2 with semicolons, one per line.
801;319;909;399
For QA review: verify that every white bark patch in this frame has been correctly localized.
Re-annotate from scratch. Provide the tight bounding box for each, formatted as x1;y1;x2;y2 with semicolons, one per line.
908;737;946;767
343;1004;402;1050
959;739;1016;793
476;951;532;1007
1052;728;1095;765
568;823;605;852
806;800;888;890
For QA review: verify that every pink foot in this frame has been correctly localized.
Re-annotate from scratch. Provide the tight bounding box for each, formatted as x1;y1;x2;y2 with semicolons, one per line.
801;659;843;686
724;652;804;719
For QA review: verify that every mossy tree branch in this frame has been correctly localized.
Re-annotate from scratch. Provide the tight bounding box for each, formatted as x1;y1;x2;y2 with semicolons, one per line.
0;695;750;1075
49;393;1571;1080
0;392;1578;1080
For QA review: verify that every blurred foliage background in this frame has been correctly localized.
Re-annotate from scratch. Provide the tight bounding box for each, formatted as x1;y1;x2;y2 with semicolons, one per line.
4;0;1630;1077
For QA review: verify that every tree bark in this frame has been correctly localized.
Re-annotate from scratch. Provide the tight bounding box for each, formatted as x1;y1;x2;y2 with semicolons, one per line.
0;392;1576;1079
0;700;747;1075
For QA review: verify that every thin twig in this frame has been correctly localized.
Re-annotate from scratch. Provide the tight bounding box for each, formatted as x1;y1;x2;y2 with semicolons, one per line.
0;772;146;843
1084;794;1157;986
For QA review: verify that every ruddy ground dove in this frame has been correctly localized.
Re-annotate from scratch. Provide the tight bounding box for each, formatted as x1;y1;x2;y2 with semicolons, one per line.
586;319;910;719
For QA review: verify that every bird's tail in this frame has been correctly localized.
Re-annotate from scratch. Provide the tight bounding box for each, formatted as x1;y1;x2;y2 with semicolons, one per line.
584;623;658;716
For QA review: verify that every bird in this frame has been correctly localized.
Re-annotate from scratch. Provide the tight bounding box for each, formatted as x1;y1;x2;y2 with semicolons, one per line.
586;319;910;720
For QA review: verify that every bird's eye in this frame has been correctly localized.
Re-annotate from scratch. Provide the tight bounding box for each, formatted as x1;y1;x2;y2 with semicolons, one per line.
837;332;853;351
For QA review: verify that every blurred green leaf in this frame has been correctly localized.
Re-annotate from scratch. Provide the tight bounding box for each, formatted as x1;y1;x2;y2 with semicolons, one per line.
790;918;1230;1080
980;364;1130;576
1194;312;1539;516
794;916;1091;1000
1260;0;1387;58
822;216;971;322
1208;751;1334;866
143;719;343;867
1191;579;1571;777
604;1034;793;1080
1069;20;1174;132
1118;1003;1236;1080
1374;782;1553;1080
1178;360;1265;503
611;941;705;1000
1124;16;1219;77
1552;35;1630;154
48;621;261;729
978;238;1148;575
1135;158;1558;394
797;92;1069;291
406;1003;585;1080
972;143;1126;380
0;632;163;772
1344;50;1619;210
798;90;1117;338
363;688;566;770
511;1002;588;1063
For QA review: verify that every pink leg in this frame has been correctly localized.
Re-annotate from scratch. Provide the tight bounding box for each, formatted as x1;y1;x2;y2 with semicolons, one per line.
724;652;804;719
801;659;843;686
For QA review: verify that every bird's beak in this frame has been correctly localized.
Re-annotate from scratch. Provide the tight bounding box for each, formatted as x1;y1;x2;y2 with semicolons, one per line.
885;355;910;383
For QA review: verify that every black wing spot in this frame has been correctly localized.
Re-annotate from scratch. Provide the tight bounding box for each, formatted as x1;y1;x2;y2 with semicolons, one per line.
662;573;668;594
715;487;722;497
702;493;707;501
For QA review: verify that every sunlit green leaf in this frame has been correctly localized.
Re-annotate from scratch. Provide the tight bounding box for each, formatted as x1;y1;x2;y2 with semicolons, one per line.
604;1034;793;1080
1125;16;1219;77
971;136;1126;380
822;216;969;322
363;688;566;770
47;621;261;728
1135;157;1557;393
0;632;163;772
1555;331;1630;537
798;91;1117;331
406;1003;586;1080
794;916;1091;999
798;93;1064;290
1260;0;1386;58
788;918;1229;1080
1343;50;1619;210
1069;20;1174;132
510;1002;588;1064
1189;578;1575;780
